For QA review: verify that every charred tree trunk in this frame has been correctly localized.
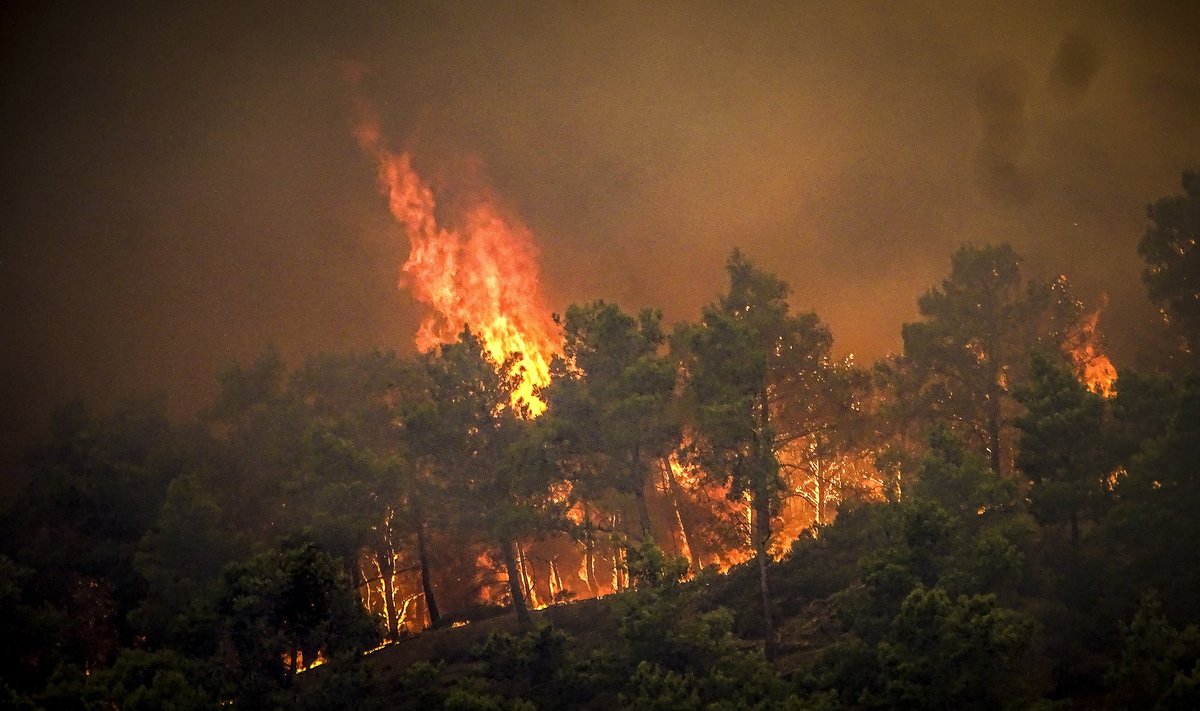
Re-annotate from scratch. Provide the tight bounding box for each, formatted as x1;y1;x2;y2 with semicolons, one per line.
632;481;653;543
582;508;598;598
517;543;540;609
753;481;776;661
755;389;777;661
501;538;532;629
415;519;441;628
814;457;826;528
631;447;653;542
662;457;701;572
987;384;1003;475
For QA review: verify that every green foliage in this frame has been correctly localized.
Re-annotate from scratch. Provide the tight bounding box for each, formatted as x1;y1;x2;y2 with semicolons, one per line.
470;625;604;708
1015;352;1112;544
0;396;184;678
1139;170;1200;357
544;300;679;540
86;649;218;711
1108;592;1200;710
621;662;702;710
443;684;536;711
10;240;1200;711
871;586;1035;710
414;328;558;534
388;661;449;711
29;651;218;711
627;540;690;590
1102;373;1200;615
901;244;1084;474
133;473;238;641
206;539;380;699
675;249;834;658
292;659;383;711
911;425;1014;519
675;249;834;505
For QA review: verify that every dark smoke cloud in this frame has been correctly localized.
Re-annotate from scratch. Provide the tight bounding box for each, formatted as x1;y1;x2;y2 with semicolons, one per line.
2;0;1199;489
1050;31;1103;101
975;60;1033;205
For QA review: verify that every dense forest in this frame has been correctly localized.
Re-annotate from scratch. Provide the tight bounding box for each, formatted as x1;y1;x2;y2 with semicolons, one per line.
2;171;1199;710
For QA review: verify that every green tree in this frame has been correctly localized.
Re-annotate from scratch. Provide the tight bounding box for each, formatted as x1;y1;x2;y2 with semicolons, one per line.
201;349;307;542
1139;170;1200;359
2;397;185;675
1108;591;1200;710
410;329;562;628
901;244;1081;475
872;586;1035;710
1105;374;1200;615
674;248;833;659
198;349;441;639
544;301;679;544
133;473;239;642
289;351;443;636
210;540;379;701
785;356;874;527
1014;352;1112;547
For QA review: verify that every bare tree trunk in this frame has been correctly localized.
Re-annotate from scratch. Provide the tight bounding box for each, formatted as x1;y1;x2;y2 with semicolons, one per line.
582;507;598;598
815;458;826;527
633;482;653;543
378;548;399;642
518;543;542;609
631;446;653;543
415;519;440;628
987;385;1003;475
753;482;776;661
501;538;532;629
756;390;777;661
662;457;701;572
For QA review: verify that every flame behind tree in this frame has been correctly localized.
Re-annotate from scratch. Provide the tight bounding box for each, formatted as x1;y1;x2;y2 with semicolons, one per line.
1064;295;1118;398
352;105;558;414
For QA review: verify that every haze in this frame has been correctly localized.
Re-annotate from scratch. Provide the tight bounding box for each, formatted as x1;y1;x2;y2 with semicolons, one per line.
2;0;1198;479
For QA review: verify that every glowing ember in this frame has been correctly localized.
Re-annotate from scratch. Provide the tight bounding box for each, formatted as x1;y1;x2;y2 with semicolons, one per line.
352;103;558;413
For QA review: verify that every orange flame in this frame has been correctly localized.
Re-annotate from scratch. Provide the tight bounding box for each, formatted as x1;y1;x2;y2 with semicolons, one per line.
352;104;558;413
1066;295;1118;398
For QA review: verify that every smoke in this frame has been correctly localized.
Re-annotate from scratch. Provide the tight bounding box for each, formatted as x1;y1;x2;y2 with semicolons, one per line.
1049;31;1103;102
2;1;1199;490
974;60;1032;205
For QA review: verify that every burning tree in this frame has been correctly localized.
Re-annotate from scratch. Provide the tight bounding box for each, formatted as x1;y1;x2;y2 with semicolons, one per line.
900;244;1101;476
674;249;834;659
409;329;566;628
543;301;681;545
353;105;559;414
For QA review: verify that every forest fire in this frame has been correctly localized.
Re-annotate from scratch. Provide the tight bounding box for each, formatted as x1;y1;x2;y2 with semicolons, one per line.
352;106;559;413
343;98;1134;648
1066;295;1119;397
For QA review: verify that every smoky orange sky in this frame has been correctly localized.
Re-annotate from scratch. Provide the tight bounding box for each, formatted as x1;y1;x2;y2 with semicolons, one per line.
2;1;1199;480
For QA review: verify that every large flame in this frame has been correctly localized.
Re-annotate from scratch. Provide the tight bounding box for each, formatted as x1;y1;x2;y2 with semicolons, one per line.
1066;294;1118;398
352;105;558;413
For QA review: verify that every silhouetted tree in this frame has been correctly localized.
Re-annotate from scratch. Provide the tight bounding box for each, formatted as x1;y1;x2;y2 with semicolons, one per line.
1139;170;1200;361
901;244;1081;475
674;248;832;659
1014;352;1112;547
411;329;562;628
210;540;378;703
544;301;679;543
